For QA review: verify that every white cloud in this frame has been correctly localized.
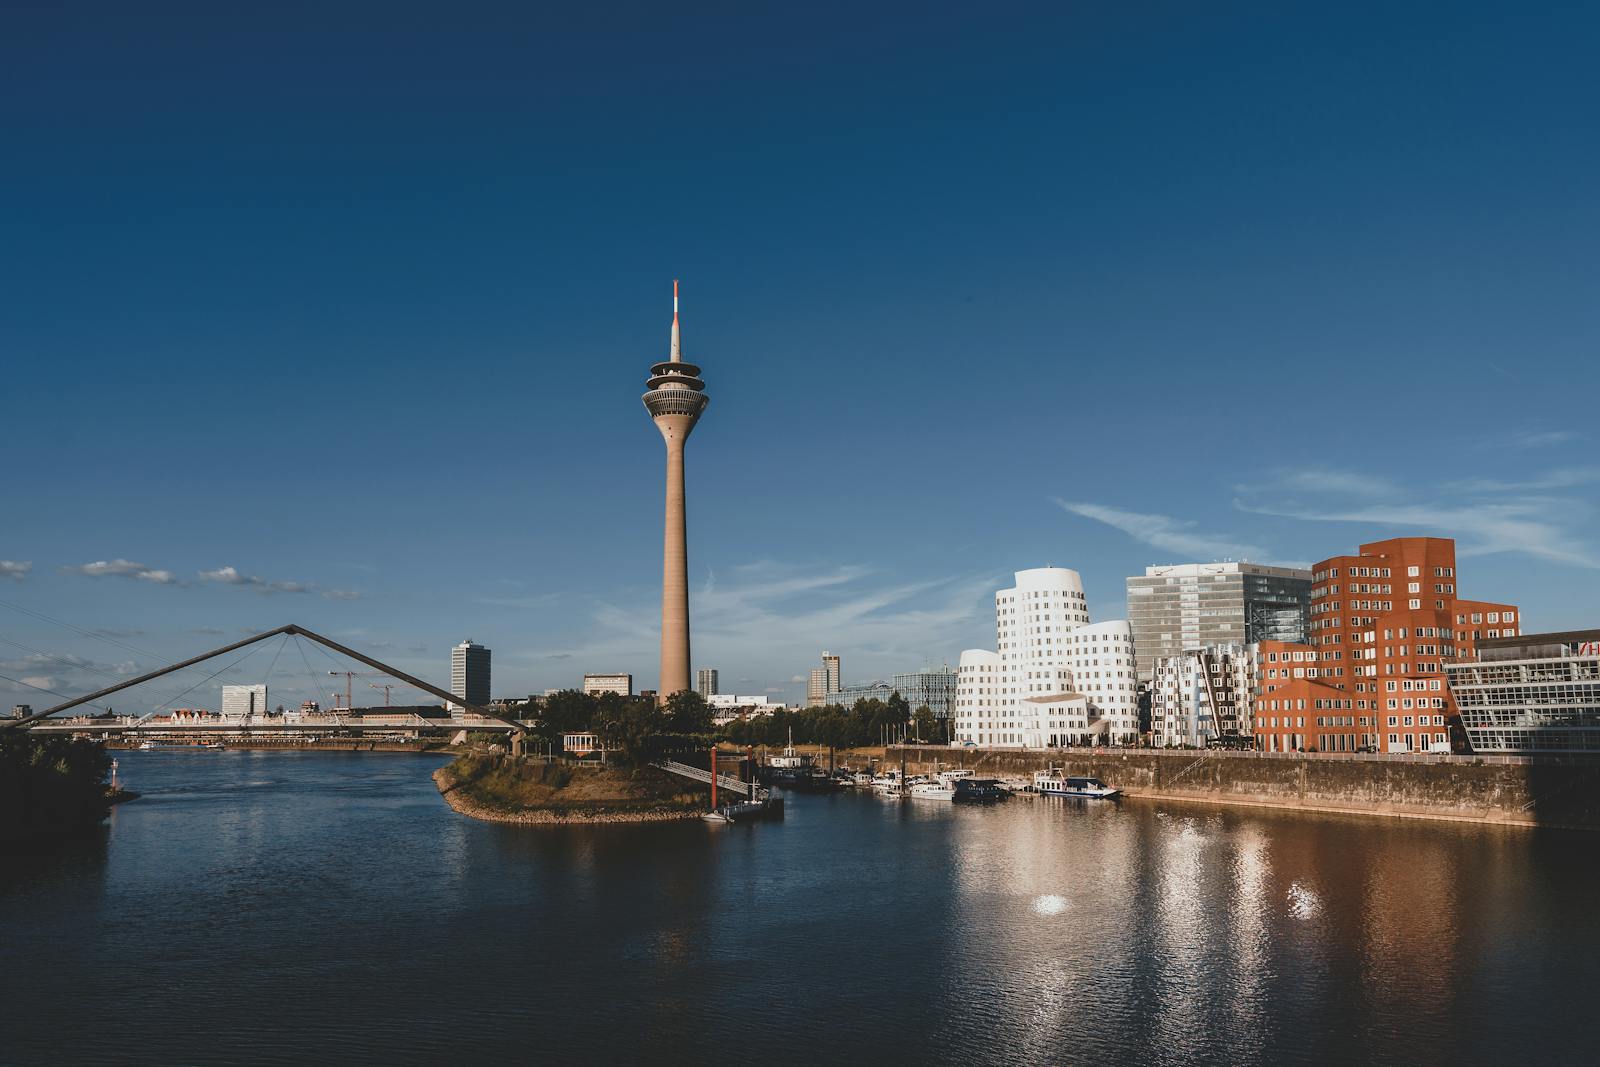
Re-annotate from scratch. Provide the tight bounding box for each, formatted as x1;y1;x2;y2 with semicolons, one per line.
63;559;178;584
1055;500;1279;563
0;560;31;581
322;589;363;601
199;565;315;594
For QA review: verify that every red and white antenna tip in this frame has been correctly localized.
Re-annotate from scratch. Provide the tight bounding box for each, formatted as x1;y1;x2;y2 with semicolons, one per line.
673;279;679;316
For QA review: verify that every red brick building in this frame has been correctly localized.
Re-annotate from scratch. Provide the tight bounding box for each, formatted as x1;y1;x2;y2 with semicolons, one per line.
1305;537;1518;753
1253;640;1373;753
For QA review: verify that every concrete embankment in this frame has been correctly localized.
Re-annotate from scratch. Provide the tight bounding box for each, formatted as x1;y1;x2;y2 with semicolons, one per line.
875;746;1600;830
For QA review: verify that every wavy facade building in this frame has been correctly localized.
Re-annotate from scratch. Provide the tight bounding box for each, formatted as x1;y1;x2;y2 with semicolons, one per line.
954;567;1139;747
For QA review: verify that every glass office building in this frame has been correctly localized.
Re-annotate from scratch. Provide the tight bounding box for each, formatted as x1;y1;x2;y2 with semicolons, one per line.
827;667;958;719
1127;562;1312;680
1445;629;1600;753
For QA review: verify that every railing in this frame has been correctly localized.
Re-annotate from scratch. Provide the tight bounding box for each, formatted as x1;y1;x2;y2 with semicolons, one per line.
650;759;761;798
885;743;1592;767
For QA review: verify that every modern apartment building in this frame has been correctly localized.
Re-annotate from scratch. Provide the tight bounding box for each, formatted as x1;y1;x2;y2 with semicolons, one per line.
582;673;633;697
449;640;491;715
1445;629;1600;754
221;684;268;721
696;668;719;697
1253;640;1377;753
1127;562;1312;680
954;566;1140;747
1147;644;1254;747
823;652;840;693
1309;537;1518;753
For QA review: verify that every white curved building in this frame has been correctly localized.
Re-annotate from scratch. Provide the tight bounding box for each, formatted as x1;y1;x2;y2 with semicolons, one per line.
955;567;1140;747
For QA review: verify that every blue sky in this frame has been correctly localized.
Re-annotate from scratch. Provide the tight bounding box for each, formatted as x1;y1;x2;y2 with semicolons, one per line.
4;1;1598;712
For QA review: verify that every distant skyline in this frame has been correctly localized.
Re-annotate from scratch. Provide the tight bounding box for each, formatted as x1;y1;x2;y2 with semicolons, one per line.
5;2;1599;712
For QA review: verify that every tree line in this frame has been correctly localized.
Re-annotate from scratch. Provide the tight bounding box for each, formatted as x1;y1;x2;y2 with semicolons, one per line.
513;689;940;764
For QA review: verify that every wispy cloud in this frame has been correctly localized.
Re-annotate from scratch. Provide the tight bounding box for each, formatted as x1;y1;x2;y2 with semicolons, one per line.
62;559;178;584
1444;467;1600;494
535;562;992;698
1055;500;1280;562
474;593;560;609
199;565;313;594
0;560;31;581
1504;430;1582;450
1234;465;1600;570
321;589;363;601
1236;497;1600;570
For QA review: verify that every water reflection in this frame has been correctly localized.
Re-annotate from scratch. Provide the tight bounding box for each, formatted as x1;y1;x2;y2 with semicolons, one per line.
2;755;1597;1066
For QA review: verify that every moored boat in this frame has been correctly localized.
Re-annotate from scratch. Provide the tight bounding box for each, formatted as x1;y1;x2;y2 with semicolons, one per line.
1032;769;1120;799
952;778;1008;803
908;780;955;801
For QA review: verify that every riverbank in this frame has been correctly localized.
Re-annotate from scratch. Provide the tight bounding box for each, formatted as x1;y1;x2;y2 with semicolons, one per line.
433;755;705;825
872;745;1600;830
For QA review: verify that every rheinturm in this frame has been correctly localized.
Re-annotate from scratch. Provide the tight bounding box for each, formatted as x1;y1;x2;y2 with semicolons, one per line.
642;280;708;702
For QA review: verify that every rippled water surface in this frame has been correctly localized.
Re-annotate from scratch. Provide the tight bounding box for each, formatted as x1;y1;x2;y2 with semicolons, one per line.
3;750;1598;1065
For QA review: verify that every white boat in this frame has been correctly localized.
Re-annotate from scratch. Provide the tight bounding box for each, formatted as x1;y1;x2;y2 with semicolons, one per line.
908;781;955;801
935;769;975;788
767;728;810;771
998;776;1035;795
850;772;875;788
871;770;904;794
1032;769;1120;799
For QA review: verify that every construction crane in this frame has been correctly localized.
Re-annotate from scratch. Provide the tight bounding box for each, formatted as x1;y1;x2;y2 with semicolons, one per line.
369;682;407;707
330;671;358;712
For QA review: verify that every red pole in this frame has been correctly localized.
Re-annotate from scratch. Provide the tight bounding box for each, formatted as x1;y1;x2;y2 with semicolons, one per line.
710;746;718;809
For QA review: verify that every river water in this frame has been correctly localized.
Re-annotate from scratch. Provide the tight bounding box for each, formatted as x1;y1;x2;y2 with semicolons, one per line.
2;750;1596;1065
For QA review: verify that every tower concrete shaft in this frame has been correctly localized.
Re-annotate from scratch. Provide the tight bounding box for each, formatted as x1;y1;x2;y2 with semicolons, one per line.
642;281;708;702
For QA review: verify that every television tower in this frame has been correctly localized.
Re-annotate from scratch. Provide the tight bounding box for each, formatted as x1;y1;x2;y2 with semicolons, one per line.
642;280;708;701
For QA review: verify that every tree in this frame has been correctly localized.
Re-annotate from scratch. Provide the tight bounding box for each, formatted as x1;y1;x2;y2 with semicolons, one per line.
663;690;713;735
912;705;937;743
599;698;666;767
536;689;598;746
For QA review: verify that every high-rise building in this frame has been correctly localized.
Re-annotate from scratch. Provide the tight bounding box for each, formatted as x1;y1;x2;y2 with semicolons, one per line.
11;704;32;720
450;640;491;716
954;567;1140;747
642;280;709;703
1127;562;1312;680
1446;629;1600;754
582;673;633;697
221;684;267;721
696;668;719;697
1308;537;1518;753
807;667;829;707
822;652;840;695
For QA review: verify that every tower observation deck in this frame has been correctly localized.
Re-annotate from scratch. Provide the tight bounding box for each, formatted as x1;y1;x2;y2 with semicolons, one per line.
643;281;708;701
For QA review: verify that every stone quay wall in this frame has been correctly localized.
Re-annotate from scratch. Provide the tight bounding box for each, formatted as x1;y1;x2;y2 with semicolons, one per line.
872;746;1600;830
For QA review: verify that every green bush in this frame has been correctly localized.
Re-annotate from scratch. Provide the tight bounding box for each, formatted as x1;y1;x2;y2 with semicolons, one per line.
0;733;113;842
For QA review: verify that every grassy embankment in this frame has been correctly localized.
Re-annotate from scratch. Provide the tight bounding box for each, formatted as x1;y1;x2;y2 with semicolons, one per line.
438;752;706;823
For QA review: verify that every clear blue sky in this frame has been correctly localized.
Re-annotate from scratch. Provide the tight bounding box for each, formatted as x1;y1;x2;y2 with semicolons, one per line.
4;1;1598;711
